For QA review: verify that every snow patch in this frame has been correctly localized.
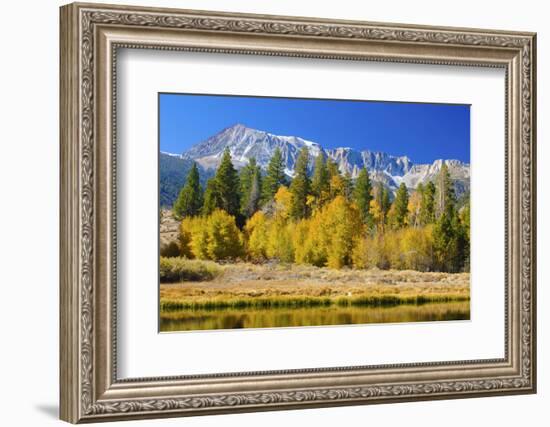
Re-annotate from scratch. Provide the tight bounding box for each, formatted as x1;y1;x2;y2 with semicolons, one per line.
160;151;182;158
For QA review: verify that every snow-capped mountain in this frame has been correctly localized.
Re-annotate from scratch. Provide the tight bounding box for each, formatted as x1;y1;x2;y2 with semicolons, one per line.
184;123;322;176
325;147;413;179
176;123;469;196
396;159;470;191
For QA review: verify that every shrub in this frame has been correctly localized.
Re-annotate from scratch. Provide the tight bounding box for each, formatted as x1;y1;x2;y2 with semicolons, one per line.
160;241;180;258
159;257;223;282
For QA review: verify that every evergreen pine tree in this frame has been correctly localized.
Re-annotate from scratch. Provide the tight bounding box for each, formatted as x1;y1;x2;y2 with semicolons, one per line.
202;178;222;216
451;211;468;272
326;158;339;179
390;183;409;228
343;172;354;200
326;158;348;200
460;201;470;242
431;165;467;272
261;148;287;204
311;152;330;208
370;182;391;231
173;162;203;218
420;181;436;225
432;212;455;271
240;157;261;216
353;167;373;224
244;169;261;218
434;163;456;219
289;147;311;220
459;201;471;270
381;185;391;220
432;209;467;273
215;148;241;218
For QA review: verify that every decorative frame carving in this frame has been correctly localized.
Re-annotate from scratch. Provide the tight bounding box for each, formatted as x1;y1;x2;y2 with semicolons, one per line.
60;2;536;423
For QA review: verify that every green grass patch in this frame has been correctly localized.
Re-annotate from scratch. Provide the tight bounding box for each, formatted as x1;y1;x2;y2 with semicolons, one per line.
160;293;470;312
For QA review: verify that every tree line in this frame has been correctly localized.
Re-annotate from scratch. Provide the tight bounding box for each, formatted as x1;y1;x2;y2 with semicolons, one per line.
167;146;470;273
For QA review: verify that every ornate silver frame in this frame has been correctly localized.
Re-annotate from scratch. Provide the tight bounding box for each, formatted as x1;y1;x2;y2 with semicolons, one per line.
60;2;537;423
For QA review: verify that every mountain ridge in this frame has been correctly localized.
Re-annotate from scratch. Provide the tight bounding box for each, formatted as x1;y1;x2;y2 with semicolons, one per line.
160;124;469;207
180;123;468;189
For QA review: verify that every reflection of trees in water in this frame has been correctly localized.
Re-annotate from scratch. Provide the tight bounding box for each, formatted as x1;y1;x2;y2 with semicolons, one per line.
160;302;470;332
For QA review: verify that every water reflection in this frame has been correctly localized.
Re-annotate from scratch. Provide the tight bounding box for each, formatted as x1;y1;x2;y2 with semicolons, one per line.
160;301;470;332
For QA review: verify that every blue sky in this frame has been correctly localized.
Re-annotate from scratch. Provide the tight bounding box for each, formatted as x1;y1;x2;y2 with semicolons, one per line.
159;93;470;164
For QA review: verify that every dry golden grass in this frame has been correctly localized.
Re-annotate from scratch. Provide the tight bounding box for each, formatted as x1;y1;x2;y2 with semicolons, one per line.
160;261;470;310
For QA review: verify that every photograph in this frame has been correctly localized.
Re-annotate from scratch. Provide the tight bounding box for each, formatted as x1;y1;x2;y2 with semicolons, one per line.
158;93;471;332
57;3;536;422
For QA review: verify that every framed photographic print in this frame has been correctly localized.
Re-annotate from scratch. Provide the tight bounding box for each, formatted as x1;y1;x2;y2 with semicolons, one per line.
158;94;472;332
60;2;537;423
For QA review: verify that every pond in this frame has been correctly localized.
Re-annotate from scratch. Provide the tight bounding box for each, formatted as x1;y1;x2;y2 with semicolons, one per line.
160;301;470;332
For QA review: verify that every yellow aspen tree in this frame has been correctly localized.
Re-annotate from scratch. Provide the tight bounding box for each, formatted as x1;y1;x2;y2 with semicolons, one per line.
178;218;195;259
273;185;292;220
407;189;423;228
386;203;399;230
351;236;369;269
205;210;244;260
266;218;294;262
369;198;384;233
399;226;434;271
180;216;209;259
244;211;269;260
329;174;346;200
320;196;362;269
300;213;327;266
293;219;314;265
